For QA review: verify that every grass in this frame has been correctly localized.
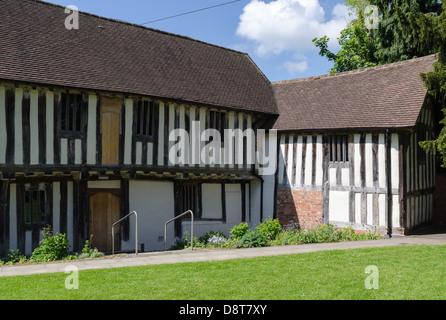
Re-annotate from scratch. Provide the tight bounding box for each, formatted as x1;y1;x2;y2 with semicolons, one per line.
0;245;445;300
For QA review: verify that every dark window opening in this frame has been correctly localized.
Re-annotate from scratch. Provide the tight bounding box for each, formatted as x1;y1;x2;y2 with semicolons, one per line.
416;127;427;165
25;189;46;225
61;93;84;134
329;135;349;163
179;182;199;217
209;110;226;143
136;100;154;137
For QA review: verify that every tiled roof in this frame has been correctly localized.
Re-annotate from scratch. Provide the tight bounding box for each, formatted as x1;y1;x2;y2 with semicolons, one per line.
272;54;436;131
0;0;278;115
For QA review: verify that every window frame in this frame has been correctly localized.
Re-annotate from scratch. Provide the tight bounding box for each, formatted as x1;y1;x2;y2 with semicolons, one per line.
60;93;85;137
135;99;155;141
24;188;47;226
328;135;349;163
416;126;427;165
177;181;226;222
178;181;200;219
208;110;226;145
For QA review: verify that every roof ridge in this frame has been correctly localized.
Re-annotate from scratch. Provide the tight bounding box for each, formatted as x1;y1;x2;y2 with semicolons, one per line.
272;53;438;85
3;0;278;115
30;0;247;55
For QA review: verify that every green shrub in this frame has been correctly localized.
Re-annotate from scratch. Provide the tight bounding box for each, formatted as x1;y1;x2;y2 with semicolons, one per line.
29;226;70;262
271;224;383;246
229;222;250;239
198;231;226;244
168;222;383;251
6;249;27;264
77;240;104;259
169;231;208;250
256;217;282;241
202;231;228;247
169;238;188;250
207;235;228;247
239;230;269;248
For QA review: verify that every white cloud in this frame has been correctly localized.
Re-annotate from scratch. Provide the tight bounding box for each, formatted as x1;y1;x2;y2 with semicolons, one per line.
282;60;308;73
236;0;350;57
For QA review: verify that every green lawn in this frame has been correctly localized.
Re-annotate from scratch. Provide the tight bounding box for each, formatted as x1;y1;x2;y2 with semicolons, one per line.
0;245;445;300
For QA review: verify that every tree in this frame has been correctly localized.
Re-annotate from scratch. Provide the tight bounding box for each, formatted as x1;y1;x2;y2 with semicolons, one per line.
369;0;442;63
313;1;378;73
313;1;446;166
313;0;442;73
418;3;446;167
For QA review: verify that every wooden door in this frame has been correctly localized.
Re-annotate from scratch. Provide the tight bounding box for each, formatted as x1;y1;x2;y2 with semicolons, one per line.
100;97;121;165
89;191;121;252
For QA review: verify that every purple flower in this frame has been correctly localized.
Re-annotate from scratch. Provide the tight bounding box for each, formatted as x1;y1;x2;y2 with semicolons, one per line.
208;235;227;244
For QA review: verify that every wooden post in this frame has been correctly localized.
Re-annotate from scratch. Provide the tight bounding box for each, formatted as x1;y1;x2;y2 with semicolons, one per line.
386;129;393;238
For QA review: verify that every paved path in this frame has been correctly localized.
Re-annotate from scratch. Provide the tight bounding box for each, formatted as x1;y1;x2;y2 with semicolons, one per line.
1;233;445;277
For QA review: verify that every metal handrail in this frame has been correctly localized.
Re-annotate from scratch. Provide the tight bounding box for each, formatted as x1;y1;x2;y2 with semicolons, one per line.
112;211;138;255
164;210;194;251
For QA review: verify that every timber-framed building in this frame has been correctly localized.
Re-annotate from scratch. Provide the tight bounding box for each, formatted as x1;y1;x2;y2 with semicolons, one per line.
272;55;440;236
0;0;443;256
0;0;278;255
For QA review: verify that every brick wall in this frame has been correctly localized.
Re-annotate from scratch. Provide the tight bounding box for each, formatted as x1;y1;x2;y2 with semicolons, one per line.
276;188;323;229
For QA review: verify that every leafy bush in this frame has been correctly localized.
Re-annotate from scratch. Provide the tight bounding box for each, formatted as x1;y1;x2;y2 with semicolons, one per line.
229;222;250;239
169;231;209;250
271;224;383;246
1;228;107;264
239;230;269;248
76;240;104;259
6;249;27;264
256;217;282;241
207;235;228;246
169;238;188;250
283;220;300;231
168;221;383;251
29;226;70;263
198;231;226;244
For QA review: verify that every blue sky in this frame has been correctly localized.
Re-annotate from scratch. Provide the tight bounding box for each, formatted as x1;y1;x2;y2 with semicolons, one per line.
48;0;350;82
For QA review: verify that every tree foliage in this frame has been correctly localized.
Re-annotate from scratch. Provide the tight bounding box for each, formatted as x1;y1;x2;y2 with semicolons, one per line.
418;3;446;167
313;1;378;73
314;1;446;167
369;0;442;63
313;0;442;73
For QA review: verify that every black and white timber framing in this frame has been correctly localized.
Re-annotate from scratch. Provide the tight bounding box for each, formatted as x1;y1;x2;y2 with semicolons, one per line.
276;100;437;234
0;82;265;255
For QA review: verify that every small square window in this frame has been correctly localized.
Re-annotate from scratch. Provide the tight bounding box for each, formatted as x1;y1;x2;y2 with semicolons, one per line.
329;135;349;163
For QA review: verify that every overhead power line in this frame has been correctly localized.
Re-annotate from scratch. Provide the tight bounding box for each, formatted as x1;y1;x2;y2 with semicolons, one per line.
140;0;242;26
22;0;243;54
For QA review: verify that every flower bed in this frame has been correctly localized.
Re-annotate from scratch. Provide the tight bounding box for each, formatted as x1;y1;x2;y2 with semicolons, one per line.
170;217;384;250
